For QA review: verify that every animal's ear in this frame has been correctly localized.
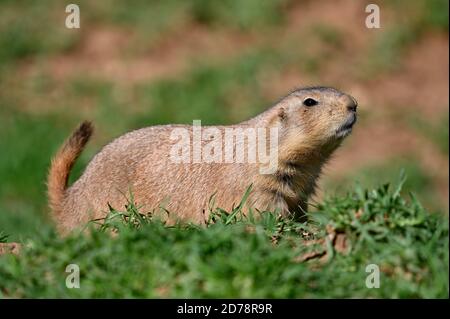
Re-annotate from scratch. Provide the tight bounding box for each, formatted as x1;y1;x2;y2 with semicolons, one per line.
268;107;286;127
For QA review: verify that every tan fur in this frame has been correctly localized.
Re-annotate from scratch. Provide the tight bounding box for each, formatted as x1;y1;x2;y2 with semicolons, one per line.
47;87;357;234
47;121;93;223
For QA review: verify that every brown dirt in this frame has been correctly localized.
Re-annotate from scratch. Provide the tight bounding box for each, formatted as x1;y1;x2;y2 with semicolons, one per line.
0;243;21;255
365;33;449;120
295;225;349;263
38;24;258;84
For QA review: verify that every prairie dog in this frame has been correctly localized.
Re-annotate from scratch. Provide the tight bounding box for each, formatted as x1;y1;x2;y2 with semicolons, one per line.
48;87;357;233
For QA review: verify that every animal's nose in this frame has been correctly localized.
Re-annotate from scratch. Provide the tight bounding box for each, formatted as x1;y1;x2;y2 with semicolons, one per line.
347;103;357;112
343;95;357;112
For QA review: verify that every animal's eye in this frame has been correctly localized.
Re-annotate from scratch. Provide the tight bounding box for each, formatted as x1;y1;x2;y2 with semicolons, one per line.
303;98;318;107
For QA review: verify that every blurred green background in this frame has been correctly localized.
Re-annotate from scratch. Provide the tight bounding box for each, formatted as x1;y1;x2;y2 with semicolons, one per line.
0;0;448;241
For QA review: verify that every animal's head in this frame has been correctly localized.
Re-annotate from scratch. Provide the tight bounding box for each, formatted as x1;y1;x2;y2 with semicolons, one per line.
273;86;357;159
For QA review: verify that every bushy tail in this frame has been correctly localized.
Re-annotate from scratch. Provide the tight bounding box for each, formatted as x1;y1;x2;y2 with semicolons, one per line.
47;121;93;220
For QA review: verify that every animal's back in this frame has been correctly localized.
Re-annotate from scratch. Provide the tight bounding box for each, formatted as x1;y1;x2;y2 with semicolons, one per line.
59;125;255;231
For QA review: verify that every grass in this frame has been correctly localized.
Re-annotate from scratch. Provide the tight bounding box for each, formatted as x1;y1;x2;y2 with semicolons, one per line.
324;160;444;214
0;110;70;241
83;0;288;31
388;0;449;31
0;176;448;298
0;1;79;64
0;0;447;299
0;233;8;243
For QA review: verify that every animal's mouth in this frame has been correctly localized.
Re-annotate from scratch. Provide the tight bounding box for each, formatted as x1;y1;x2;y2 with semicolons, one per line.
336;113;357;138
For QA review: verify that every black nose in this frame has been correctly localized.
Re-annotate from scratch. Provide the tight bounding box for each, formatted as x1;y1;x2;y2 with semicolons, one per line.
347;104;357;112
347;97;358;112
